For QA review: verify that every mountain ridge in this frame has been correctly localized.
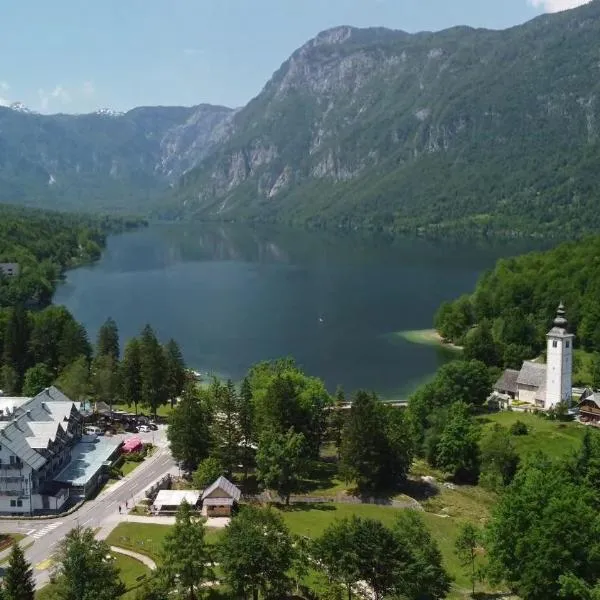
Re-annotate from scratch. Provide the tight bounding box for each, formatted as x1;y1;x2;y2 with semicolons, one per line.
173;1;600;235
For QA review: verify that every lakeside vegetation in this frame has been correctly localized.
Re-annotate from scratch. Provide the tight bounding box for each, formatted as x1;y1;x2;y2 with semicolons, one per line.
434;236;600;384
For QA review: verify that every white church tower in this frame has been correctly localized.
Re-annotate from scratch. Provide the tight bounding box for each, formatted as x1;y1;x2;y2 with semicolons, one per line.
545;303;574;410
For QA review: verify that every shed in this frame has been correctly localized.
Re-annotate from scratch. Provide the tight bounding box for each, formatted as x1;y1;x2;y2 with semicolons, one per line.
152;489;200;514
201;476;241;517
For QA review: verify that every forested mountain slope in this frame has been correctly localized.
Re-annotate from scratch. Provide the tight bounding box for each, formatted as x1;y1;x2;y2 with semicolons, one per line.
435;235;600;369
0;103;234;211
175;1;600;236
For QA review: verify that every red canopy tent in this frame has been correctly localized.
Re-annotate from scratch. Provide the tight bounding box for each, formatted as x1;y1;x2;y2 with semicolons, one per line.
122;436;143;454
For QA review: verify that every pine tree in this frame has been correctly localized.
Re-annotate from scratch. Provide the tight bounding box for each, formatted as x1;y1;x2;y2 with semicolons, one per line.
211;379;241;476
164;339;186;408
121;338;142;414
3;543;35;600
139;325;168;416
238;377;254;481
96;317;120;361
2;306;30;387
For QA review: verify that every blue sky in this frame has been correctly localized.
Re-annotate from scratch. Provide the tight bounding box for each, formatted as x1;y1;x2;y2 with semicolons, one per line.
0;0;590;114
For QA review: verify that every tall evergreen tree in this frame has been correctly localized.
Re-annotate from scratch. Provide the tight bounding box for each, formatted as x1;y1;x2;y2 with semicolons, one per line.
2;306;30;386
139;325;168;416
164;339;186;408
211;379;241;476
120;338;142;414
54;526;124;600
91;354;120;412
238;377;254;481
167;384;211;471
161;502;211;600
3;543;35;600
96;317;120;361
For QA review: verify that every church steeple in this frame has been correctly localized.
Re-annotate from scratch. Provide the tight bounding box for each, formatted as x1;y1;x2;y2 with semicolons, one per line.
545;301;574;410
553;302;568;330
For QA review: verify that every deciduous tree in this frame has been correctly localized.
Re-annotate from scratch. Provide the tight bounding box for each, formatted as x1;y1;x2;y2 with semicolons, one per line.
55;356;90;403
192;457;223;489
455;523;481;597
218;506;294;600
22;363;53;396
256;428;306;504
479;424;519;491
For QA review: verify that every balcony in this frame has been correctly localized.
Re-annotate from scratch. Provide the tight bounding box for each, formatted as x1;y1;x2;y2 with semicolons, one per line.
0;462;24;470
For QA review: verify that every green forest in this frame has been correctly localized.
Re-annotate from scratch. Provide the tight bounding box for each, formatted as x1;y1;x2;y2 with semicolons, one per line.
435;235;600;374
0;204;143;308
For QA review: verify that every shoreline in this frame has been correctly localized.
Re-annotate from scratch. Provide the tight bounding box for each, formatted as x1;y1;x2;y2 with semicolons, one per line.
392;328;463;351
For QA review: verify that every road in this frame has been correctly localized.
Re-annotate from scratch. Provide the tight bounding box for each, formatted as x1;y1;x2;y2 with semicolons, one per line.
0;427;175;587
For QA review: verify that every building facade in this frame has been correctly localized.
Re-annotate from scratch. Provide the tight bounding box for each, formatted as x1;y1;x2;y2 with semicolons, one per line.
493;304;573;410
0;387;83;515
0;263;20;278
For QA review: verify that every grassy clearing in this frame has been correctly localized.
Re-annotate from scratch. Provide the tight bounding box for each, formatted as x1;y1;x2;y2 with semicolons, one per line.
479;411;587;460
105;522;223;564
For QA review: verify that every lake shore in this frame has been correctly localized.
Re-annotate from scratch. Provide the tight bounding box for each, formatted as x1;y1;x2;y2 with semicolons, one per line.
393;328;463;351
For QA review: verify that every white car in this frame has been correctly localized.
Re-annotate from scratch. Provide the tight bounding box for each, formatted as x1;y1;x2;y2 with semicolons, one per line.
137;425;151;433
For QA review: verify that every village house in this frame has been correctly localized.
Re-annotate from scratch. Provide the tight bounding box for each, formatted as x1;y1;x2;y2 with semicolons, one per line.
493;303;574;410
201;476;241;517
0;263;20;278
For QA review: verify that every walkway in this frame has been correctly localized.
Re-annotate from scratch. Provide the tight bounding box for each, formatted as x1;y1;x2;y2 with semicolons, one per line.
110;546;157;570
122;515;230;528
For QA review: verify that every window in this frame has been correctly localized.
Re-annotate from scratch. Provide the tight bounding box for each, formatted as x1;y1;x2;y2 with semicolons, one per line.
17;500;22;507
552;340;558;348
566;341;570;348
10;500;15;507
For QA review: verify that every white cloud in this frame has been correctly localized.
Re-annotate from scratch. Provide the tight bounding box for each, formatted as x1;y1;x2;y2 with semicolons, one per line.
0;97;9;107
528;0;591;13
38;84;72;112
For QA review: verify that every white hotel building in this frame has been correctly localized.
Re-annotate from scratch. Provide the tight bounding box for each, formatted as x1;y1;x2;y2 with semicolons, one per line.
0;386;120;515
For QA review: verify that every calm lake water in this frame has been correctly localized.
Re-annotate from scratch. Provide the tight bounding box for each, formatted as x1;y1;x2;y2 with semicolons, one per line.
54;223;544;398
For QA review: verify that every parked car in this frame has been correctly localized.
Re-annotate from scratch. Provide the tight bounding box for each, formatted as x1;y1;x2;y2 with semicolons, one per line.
137;425;151;433
84;426;102;436
148;422;158;431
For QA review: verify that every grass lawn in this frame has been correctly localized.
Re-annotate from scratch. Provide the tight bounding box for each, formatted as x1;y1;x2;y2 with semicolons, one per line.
0;532;25;552
121;459;143;477
275;502;486;598
479;411;587;459
105;522;223;564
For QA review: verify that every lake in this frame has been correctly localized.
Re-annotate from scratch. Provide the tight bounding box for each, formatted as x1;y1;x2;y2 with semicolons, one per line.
54;223;544;398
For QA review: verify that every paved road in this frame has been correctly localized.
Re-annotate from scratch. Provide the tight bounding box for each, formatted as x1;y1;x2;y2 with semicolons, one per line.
0;427;175;587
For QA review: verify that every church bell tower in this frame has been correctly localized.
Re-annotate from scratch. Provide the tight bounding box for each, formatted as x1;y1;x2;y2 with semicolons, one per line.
545;303;574;410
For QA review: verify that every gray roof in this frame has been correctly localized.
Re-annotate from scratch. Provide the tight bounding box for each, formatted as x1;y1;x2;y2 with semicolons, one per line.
579;392;600;409
0;386;80;470
203;497;234;506
494;369;519;394
201;476;241;502
516;361;546;388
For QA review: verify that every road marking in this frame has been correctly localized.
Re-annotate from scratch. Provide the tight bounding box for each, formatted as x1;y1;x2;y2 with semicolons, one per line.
26;528;35;535
82;518;92;526
31;521;63;540
35;558;54;571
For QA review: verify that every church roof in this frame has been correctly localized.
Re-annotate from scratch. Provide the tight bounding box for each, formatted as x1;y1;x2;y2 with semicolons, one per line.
517;361;546;388
494;369;519;394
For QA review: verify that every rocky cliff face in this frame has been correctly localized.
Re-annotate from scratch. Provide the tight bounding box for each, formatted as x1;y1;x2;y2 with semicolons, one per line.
0;103;234;211
176;2;600;234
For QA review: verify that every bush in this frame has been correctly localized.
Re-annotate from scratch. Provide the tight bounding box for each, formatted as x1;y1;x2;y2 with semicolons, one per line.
510;420;529;436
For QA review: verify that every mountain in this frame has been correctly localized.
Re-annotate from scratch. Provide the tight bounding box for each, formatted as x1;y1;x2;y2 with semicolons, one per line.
174;2;600;236
0;103;234;212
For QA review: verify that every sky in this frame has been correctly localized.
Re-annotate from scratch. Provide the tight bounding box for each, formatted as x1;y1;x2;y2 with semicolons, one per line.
0;0;592;114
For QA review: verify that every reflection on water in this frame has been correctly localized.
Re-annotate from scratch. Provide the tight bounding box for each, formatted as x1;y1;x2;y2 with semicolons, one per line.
54;223;547;398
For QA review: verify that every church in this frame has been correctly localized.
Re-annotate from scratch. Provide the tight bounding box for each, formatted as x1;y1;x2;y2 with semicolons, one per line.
493;303;574;410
